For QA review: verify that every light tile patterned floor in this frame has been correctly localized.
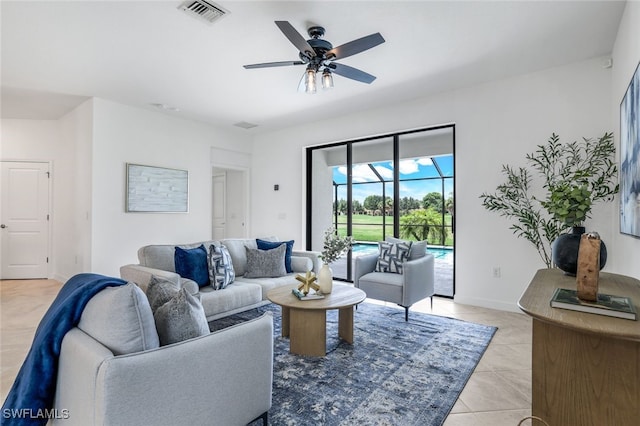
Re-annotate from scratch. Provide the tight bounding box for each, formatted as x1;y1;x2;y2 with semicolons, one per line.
0;279;534;425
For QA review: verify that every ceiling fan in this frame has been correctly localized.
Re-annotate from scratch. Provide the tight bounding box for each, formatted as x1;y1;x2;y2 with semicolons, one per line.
243;21;385;93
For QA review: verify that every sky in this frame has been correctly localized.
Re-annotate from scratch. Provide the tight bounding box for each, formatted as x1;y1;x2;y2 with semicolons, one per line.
333;155;454;203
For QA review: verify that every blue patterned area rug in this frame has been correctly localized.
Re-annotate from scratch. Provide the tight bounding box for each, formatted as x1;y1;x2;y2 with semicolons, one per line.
210;302;497;426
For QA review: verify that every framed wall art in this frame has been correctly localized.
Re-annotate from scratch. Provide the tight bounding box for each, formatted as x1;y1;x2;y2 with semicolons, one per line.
620;61;640;238
126;163;188;213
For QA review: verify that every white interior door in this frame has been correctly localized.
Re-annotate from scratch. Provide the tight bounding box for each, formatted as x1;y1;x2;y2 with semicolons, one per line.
212;173;226;240
1;161;50;279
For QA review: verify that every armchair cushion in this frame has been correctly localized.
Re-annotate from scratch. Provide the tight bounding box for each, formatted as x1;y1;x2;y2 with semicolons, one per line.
174;245;209;287
376;240;412;274
78;282;159;355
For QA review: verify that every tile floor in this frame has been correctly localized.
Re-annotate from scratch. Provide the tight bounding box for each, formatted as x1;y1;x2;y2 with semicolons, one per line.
0;279;534;425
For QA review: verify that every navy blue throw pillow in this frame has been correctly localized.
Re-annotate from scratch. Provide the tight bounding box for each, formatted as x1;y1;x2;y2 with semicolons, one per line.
256;239;294;273
174;245;209;287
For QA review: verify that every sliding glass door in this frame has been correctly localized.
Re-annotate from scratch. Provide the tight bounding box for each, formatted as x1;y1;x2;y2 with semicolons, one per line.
306;125;455;296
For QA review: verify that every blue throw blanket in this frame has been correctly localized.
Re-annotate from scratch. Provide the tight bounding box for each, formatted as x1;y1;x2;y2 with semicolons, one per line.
1;273;126;425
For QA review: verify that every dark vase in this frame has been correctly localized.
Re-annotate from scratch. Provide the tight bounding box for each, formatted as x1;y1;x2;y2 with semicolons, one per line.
551;226;607;276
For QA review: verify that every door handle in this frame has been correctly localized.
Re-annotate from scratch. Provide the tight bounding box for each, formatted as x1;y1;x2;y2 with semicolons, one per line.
0;224;7;228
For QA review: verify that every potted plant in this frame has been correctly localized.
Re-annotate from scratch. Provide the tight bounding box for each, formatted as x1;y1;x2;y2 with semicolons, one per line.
318;227;355;293
480;133;618;271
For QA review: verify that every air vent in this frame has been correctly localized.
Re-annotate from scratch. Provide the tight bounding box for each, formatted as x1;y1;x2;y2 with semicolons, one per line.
178;0;228;24
234;121;258;130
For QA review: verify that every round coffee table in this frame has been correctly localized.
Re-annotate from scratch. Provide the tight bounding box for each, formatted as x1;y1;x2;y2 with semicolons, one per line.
267;283;366;357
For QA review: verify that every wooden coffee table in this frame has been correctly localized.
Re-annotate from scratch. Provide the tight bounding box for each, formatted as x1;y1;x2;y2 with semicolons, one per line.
267;283;366;356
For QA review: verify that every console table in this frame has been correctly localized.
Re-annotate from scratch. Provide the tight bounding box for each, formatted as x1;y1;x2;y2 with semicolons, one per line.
518;269;640;426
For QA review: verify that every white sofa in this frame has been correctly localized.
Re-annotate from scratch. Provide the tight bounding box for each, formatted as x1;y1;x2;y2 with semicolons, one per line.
52;282;274;426
120;238;321;321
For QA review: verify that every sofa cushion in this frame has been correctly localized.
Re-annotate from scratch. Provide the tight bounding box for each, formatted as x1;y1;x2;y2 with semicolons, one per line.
256;239;294;273
207;244;235;290
174;245;209;287
244;245;287;278
220;239;258;276
376;240;412;274
291;256;313;273
199;282;262;318
154;287;210;345
78;283;159;355
147;275;180;312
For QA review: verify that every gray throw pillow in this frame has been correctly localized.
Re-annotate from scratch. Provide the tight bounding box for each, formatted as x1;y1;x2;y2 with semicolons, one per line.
207;244;235;290
154;287;210;346
244;244;287;278
376;240;413;274
147;275;179;313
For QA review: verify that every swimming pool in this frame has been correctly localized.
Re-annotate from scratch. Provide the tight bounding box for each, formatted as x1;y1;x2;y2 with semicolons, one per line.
352;243;453;259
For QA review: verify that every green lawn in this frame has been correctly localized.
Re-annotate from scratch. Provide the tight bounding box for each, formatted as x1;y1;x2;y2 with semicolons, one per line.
334;214;453;246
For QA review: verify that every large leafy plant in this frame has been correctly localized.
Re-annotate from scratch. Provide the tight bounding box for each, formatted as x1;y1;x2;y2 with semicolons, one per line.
480;133;618;268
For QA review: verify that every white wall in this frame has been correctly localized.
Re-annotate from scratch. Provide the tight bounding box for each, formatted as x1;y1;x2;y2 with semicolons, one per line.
610;1;640;279
252;56;614;311
2;98;253;281
90;99;253;276
57;99;94;280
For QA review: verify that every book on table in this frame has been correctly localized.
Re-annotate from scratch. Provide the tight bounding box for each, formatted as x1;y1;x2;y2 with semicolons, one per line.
291;288;324;301
550;288;637;320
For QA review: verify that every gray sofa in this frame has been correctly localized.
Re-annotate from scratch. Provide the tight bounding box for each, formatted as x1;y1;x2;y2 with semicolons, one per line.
120;238;321;321
52;282;273;426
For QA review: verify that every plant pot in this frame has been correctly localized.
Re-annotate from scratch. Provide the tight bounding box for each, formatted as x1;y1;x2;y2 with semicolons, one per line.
551;226;607;276
317;263;333;294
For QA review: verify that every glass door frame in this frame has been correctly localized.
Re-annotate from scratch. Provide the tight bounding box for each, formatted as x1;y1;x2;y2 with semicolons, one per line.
305;123;456;297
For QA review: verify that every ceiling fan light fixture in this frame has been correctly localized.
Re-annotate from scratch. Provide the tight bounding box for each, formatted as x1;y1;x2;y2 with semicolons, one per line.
305;67;317;94
322;69;334;89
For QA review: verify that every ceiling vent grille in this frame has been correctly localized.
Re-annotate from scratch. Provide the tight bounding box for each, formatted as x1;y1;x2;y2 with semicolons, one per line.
178;0;228;24
234;121;258;130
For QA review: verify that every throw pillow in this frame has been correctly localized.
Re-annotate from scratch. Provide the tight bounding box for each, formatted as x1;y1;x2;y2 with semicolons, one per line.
256;239;294;273
147;275;179;313
207;244;235;290
78;283;159;355
174;245;209;287
386;237;427;260
244;244;287;278
376;240;413;274
154;287;210;346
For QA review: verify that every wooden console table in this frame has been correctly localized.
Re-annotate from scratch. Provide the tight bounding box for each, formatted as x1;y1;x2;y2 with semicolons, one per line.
518;269;640;426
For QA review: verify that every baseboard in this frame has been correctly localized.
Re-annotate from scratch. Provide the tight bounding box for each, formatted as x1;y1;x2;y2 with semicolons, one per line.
453;294;521;313
51;273;70;283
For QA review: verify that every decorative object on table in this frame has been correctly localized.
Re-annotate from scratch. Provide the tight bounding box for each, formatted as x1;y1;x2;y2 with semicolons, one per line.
480;133;618;269
295;271;319;295
551;226;607;276
575;232;601;301
620;61;640;238
550;288;637;320
291;288;324;301
126;163;188;213
318;227;355;293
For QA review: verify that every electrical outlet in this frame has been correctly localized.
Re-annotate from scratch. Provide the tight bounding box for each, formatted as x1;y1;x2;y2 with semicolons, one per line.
492;267;501;278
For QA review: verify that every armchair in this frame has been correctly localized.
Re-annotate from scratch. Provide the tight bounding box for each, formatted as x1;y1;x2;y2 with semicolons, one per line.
354;252;435;321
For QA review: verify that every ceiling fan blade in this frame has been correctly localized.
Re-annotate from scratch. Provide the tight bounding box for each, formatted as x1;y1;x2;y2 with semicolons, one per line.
243;61;304;69
329;63;377;84
275;21;316;59
326;32;385;61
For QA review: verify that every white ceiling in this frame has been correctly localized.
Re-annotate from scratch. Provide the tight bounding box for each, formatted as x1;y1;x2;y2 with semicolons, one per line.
0;1;626;134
